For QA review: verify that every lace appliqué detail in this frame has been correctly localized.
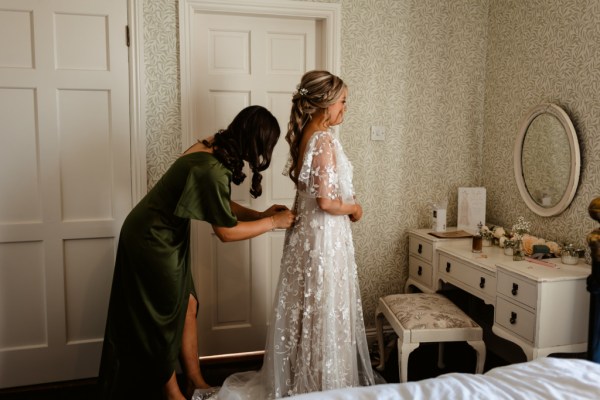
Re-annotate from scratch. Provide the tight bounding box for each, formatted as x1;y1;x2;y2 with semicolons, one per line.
297;131;354;202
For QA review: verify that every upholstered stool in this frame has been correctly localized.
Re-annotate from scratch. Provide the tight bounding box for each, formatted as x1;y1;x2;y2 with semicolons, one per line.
375;293;486;382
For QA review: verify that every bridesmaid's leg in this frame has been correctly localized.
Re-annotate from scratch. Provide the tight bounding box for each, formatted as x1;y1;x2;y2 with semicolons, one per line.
163;372;186;400
181;294;211;394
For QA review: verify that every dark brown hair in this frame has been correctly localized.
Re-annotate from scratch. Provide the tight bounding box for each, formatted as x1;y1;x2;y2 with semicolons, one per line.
203;105;280;198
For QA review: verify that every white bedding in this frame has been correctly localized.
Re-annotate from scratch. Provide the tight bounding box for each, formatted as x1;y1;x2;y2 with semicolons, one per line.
287;357;600;400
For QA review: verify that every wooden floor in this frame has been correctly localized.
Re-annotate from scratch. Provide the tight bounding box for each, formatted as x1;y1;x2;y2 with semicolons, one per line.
0;340;508;399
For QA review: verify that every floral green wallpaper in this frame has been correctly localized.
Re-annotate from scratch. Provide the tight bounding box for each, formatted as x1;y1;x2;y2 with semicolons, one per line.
143;0;181;183
340;0;487;324
483;0;600;258
143;0;600;328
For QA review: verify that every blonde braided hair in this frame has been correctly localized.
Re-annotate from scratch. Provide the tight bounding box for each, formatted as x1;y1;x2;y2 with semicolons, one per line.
285;70;346;185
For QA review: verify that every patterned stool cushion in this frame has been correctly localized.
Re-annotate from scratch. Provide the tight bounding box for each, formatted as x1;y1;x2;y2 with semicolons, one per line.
381;293;479;330
376;292;486;382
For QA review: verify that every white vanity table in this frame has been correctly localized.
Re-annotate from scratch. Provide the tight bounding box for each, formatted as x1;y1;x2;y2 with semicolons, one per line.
407;228;591;361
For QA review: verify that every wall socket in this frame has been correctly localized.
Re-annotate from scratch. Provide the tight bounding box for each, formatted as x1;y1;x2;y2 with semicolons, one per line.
371;125;385;141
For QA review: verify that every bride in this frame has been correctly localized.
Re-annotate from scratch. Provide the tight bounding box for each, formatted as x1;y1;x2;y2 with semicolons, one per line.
202;70;375;399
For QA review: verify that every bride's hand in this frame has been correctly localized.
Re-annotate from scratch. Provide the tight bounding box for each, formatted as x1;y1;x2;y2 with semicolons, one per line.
349;204;363;222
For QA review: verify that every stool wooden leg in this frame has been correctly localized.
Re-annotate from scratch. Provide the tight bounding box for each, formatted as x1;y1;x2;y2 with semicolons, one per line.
375;309;386;371
398;340;419;383
437;342;445;369
467;340;486;374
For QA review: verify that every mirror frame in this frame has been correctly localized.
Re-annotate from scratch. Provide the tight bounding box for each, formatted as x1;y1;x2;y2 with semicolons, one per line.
514;103;580;217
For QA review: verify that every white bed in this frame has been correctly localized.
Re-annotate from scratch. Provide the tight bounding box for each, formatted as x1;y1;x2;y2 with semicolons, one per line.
287;357;600;399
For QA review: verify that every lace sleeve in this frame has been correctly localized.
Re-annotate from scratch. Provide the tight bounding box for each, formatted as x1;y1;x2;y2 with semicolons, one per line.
298;131;340;200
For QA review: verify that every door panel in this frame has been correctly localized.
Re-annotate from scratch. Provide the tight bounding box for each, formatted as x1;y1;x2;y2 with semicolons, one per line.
0;0;130;388
0;88;41;223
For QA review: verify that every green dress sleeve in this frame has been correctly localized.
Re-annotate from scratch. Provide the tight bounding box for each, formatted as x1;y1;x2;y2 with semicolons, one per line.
174;164;238;227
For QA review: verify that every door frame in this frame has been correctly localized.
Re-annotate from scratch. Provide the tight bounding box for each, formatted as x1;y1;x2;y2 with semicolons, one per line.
128;0;147;202
177;0;341;358
178;0;342;149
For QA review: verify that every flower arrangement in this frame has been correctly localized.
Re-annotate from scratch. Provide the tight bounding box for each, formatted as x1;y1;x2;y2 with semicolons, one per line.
512;216;531;241
490;217;563;259
502;235;516;255
522;234;546;256
479;225;495;241
493;226;506;240
547;241;562;256
500;235;515;249
511;217;530;261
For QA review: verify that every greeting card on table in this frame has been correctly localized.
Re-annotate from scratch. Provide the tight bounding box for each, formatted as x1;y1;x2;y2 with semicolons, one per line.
457;187;486;234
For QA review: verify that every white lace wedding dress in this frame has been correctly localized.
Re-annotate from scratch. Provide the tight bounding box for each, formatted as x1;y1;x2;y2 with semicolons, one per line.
202;130;375;399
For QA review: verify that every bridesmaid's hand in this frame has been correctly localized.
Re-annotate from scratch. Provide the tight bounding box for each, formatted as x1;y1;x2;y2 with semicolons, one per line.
272;210;295;229
262;204;290;218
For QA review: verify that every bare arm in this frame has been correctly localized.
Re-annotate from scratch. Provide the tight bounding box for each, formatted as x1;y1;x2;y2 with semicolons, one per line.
317;198;363;222
212;204;294;242
229;201;262;221
230;201;289;221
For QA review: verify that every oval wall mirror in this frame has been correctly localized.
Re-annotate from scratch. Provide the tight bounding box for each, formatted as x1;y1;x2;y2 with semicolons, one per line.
514;103;580;217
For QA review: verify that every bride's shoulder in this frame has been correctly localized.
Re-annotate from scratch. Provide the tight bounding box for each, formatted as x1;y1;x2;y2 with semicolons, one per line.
307;130;335;145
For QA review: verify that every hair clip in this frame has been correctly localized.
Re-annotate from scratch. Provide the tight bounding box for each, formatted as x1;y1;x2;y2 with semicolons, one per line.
295;85;308;97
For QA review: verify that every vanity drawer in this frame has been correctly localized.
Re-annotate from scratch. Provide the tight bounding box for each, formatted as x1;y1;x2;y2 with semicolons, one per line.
438;254;471;284
495;297;535;343
438;254;496;298
409;236;433;263
497;271;537;310
408;255;433;288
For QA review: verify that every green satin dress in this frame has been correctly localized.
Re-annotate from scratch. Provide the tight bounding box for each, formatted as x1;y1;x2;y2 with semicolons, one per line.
99;152;237;399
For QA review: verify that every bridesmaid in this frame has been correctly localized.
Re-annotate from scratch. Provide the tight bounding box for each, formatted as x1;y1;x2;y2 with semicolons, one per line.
98;105;295;400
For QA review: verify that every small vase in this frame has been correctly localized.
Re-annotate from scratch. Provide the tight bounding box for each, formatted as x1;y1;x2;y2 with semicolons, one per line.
504;246;514;256
513;239;524;261
483;238;492;247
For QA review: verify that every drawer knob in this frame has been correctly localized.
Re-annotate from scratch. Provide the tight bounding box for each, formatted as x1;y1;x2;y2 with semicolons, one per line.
446;262;451;272
510;311;517;325
512;283;519;296
418;266;423;276
418;244;423;254
479;277;486;288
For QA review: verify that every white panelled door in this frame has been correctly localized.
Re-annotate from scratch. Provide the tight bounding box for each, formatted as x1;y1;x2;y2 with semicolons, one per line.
0;0;131;388
185;10;318;356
